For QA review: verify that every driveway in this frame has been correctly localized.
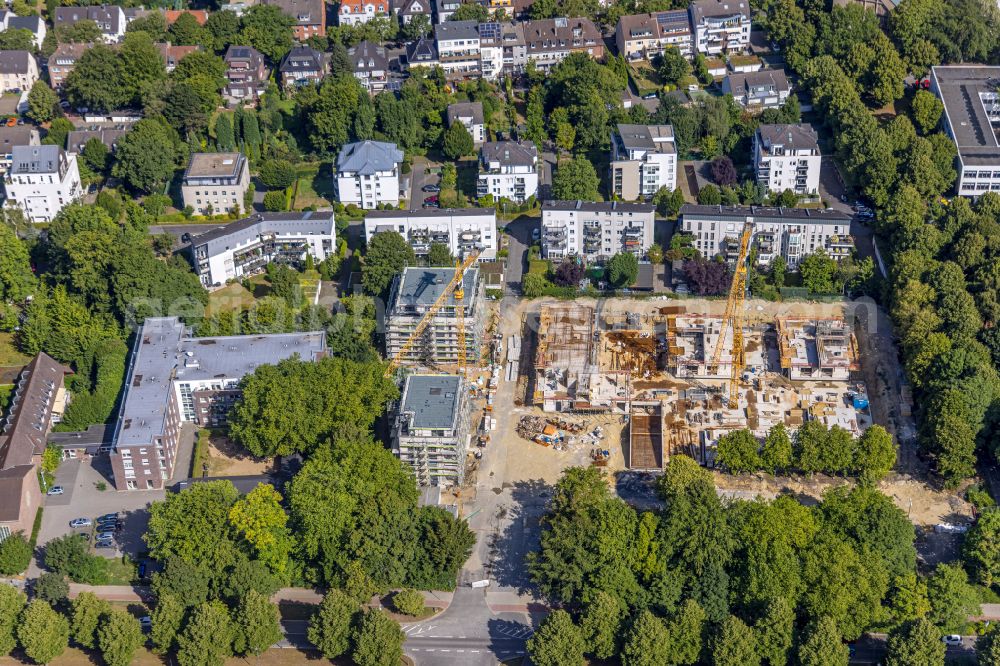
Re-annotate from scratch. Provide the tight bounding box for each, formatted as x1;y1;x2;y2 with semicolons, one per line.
409;156;441;210
501;217;535;295
817;157;875;261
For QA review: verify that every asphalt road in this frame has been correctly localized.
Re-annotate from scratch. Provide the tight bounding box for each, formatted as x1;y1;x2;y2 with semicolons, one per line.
408;157;441;210
502;217;534;295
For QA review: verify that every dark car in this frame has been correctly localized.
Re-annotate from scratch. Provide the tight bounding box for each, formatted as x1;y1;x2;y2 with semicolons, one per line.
137;562;147;579
97;513;119;523
95;540;115;549
421;184;441;193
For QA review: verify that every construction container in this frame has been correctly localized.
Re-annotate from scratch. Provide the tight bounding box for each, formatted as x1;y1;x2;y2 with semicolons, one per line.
852;395;870;410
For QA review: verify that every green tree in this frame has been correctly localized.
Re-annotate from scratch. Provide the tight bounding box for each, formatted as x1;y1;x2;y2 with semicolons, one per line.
33;573;69;605
169;12;205;46
426;243;454;267
979;628;1000;666
205;10;240;51
578;591;624;659
552;156;600;201
927;562;980;632
97;609;143;666
127;11;168;40
965;509;1000;587
176;601;234;666
118;31;166;105
526;610;585;666
607;252;639;288
227;483;293;576
621;610;670;666
112;119;179;194
797;617;849;666
42;118;72;149
715;429;760;473
81;138;110;175
350;609;404;666
0;585;26;656
58;19;102;43
667;599;707;665
0;532;31;575
150;593;186;655
442;121;474;160
0;28;35;51
800;249;838;293
215;113;235;151
64;45;129;112
262;190;287;212
656;46;691;84
146;480;239;564
259;159;297;190
760;423;792;473
45;534;107;584
233;589;283;657
709;615;759;666
886;617;944;666
0;225;34;303
27;81;59;124
754;596;793;666
392;589;425;616
362;231;415;296
239;5;294;61
70;592;111;649
18;600;69;665
854;425;896;482
912;89;944;134
307;589;358;659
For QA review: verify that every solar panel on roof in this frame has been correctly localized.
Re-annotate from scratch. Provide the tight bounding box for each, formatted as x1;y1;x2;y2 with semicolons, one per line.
479;22;500;40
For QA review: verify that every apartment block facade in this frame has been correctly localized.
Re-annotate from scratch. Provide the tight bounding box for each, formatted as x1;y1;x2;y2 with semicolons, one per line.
392;374;471;487
4;145;81;223
188;211;336;288
689;0;750;55
446;102;486;145
476;140;538;204
334;140;403;209
678;204;853;268
541;200;657;262
181;152;250;216
610;123;677;200
385;267;484;366
931;65;1000;197
752;124;821;195
109;318;327;490
365;208;498;260
722;68;791;110
0;51;37;93
615;11;693;60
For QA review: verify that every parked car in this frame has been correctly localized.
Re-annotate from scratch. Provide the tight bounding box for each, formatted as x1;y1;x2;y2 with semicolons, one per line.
96;532;115;541
422;201;440;209
47;486;64;496
422;184;440;192
423;195;439;204
95;540;115;549
139;616;152;629
97;521;119;532
137;562;147;579
943;635;963;646
69;518;92;528
531;228;541;241
97;513;119;523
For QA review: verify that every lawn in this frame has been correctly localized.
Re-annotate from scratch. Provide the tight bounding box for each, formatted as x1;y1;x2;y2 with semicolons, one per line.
103;556;136;585
0;332;30;367
299;268;321;304
629;62;663;96
205;283;257;316
456;158;479;202
292;162;336;209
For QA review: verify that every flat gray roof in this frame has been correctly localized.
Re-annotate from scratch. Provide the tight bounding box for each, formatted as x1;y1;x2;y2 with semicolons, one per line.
679;204;851;224
932;65;1000;166
367;207;493;220
113;317;326;449
184;152;245;180
543;200;656;214
435;19;480;41
390;266;479;310
188;211;334;257
336;140;403;175
400;374;462;429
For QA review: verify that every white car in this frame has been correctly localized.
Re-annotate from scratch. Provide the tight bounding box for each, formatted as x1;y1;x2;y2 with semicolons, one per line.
943;635;963;646
69;518;92;528
46;486;64;496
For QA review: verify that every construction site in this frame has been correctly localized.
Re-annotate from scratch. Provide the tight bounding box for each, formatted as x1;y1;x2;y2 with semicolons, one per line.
522;300;872;470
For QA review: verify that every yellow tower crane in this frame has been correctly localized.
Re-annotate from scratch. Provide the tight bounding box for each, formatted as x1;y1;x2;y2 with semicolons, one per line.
383;250;480;378
708;223;754;409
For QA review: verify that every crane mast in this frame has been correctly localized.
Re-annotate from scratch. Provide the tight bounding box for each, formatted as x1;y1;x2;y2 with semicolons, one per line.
708;223;753;409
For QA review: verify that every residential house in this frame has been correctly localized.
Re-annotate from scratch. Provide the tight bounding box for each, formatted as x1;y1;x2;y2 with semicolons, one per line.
434;20;481;79
65;123;132;155
339;0;390;25
156;43;200;72
0;50;36;93
435;0;460;23
48;42;90;90
365;208;498;260
615;11;693;61
610;123;677;200
930;65;1000;197
523;17;603;71
187;211;336;288
394;0;432;23
446;102;486;145
223;45;269;102
4;145;81;222
831;0;896;23
491;20;526;75
405;35;439;68
689;0;750;55
334;139;404;209
721;68;790;110
181;152;251;216
477;21;504;80
109;318;326;490
541;200;657;261
678;204;853;268
392;374;471;487
0;354;71;539
264;0;326;40
753;123;822;195
476;140;538;204
0;124;37;174
349;40;388;93
163;9;209;25
2;15;46;49
280;44;327;89
54;5;126;43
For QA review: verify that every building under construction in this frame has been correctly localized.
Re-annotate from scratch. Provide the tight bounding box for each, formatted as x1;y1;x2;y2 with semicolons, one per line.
385;267;484;366
777;317;859;381
391;374;471;487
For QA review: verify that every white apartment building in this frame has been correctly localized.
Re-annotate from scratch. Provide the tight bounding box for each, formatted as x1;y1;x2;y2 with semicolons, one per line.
615;10;693;60
476;140;538;204
753;124;821;195
722;69;791;110
365;208;498;260
0;50;36;93
187;211;336;288
678;204;853;268
689;0;750;55
610;124;677;200
181;152;251;216
434;20;482;79
4;145;81;223
338;0;390;25
334;140;403;209
392;374;471;487
931;65;1000;197
446;102;486;145
541;200;657;262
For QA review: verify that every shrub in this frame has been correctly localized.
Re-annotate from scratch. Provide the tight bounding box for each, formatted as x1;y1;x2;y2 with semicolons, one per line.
262;190;287;212
0;532;31;575
392;589;425;616
258;159;296;190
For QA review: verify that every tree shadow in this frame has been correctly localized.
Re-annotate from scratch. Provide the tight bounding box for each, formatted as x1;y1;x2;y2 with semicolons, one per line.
486;617;534;661
488;478;551;594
